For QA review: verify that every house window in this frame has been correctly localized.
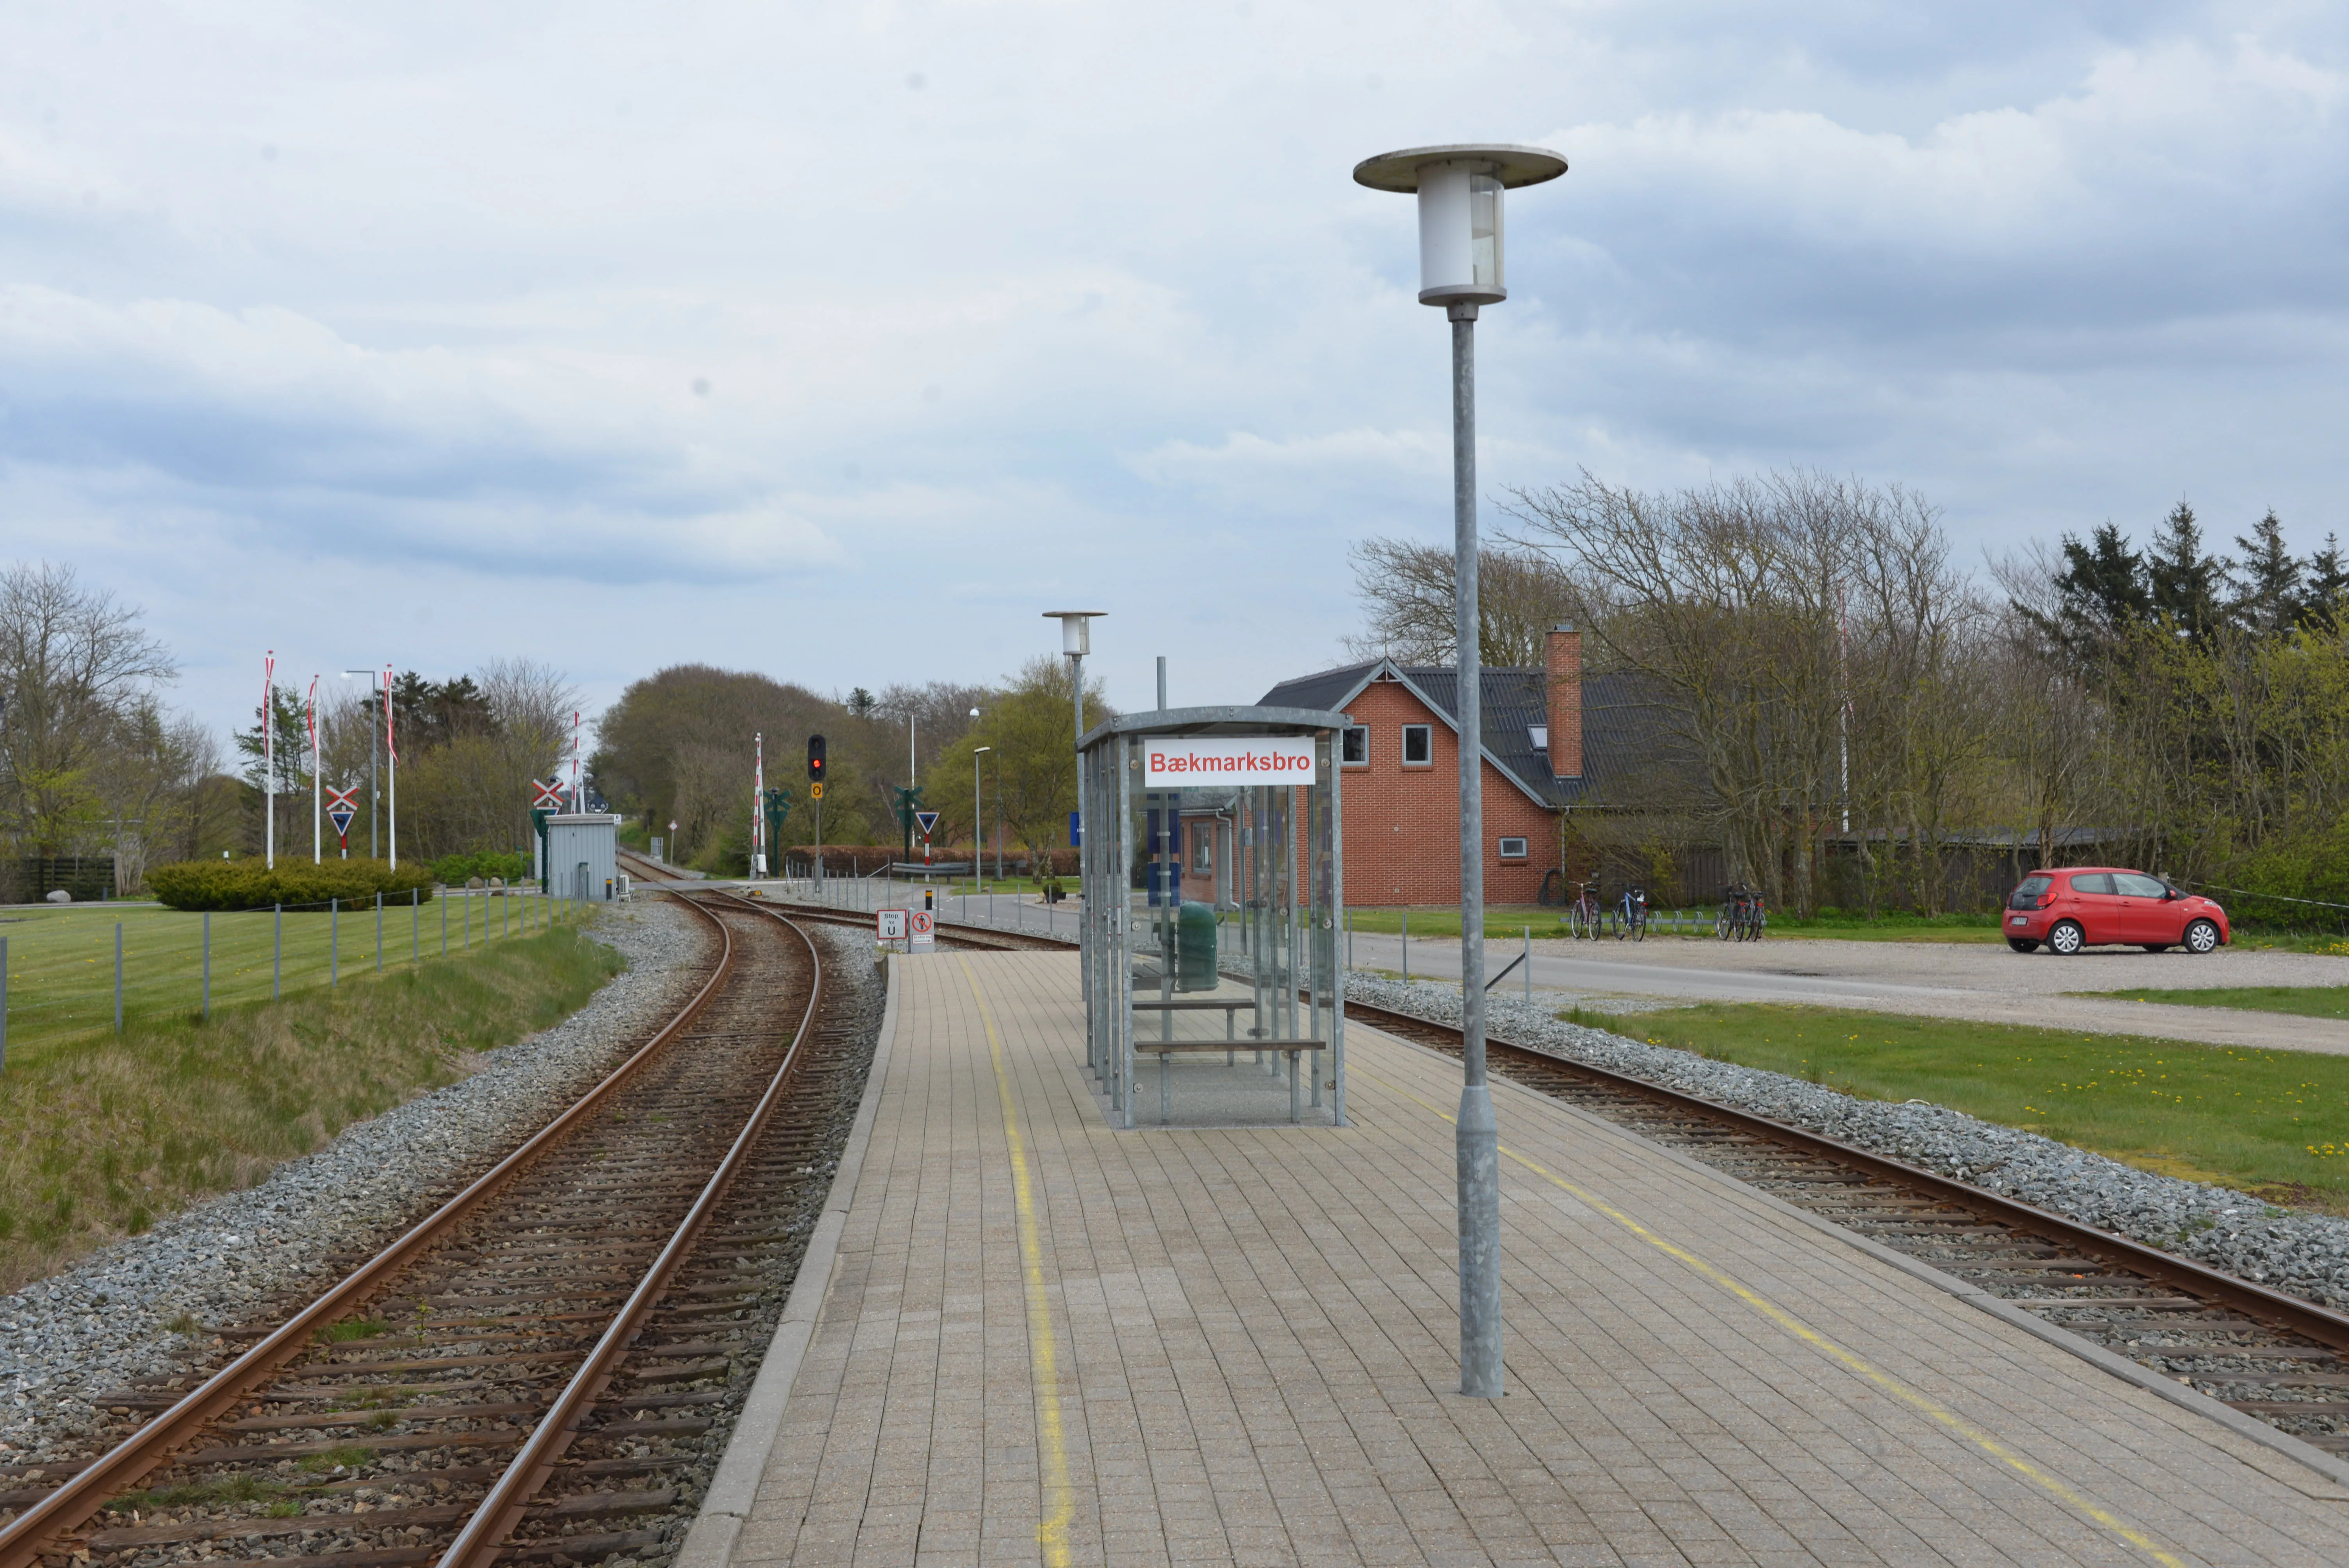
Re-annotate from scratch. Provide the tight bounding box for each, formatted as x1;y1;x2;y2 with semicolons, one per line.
1341;724;1369;766
1190;824;1213;873
1497;836;1528;861
1529;725;1548;751
1401;724;1433;766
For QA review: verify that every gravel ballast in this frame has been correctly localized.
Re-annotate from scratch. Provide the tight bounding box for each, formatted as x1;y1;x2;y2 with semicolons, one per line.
0;901;711;1466
1352;973;2349;1313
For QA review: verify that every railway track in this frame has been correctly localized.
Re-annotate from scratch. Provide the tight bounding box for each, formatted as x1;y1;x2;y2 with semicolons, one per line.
613;852;1066;955
1343;998;2349;1465
0;887;881;1568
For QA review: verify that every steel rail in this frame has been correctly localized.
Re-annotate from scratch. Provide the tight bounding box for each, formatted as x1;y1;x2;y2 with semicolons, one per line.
433;900;824;1568
0;895;740;1568
1345;998;2349;1356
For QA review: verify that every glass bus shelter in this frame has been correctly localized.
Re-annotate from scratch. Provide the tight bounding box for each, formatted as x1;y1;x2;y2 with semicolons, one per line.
1076;706;1351;1130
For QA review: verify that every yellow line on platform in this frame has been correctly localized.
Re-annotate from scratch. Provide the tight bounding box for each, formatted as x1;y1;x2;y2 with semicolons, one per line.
959;958;1076;1567
1361;1066;2188;1568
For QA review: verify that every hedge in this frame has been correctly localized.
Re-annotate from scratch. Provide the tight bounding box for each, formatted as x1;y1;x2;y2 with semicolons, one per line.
431;850;530;886
148;859;438;912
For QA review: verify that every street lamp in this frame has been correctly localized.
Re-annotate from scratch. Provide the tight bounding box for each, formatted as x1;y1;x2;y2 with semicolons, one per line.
1042;609;1106;841
341;668;385;861
1355;142;1565;1402
972;743;991;888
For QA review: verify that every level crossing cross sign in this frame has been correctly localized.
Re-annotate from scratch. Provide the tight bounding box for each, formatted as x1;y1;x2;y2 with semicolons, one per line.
326;785;360;849
533;779;565;809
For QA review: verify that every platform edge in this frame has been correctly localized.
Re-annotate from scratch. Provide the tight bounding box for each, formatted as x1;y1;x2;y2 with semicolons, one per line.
675;950;904;1568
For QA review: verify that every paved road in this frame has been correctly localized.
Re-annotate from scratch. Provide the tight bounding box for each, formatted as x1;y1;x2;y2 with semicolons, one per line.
1345;929;2349;1055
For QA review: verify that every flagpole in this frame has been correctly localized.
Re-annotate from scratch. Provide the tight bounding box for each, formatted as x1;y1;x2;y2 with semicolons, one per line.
384;665;397;869
571;712;582;811
754;732;765;877
264;651;276;870
309;677;321;863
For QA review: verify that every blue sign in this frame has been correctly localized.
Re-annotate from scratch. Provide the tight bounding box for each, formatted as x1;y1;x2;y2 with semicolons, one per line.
1068;811;1082;847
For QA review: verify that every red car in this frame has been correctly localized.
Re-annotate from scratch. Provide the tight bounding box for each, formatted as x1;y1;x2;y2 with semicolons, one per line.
2003;868;2230;955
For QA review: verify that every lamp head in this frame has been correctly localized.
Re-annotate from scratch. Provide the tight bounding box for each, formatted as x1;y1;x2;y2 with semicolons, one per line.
1042;610;1106;657
1352;143;1566;307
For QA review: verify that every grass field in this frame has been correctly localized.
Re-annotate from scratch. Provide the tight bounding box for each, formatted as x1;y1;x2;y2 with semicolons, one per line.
1;893;561;1061
0;918;624;1292
1574;1001;2349;1211
2073;985;2349;1021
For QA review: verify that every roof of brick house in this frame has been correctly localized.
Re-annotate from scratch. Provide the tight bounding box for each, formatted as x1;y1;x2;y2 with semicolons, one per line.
1258;656;1690;811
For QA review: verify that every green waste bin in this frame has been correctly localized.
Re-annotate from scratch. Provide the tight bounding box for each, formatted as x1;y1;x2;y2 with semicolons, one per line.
1175;900;1219;992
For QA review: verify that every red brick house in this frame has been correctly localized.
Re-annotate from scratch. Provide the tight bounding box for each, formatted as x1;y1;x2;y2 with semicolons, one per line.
1260;625;1656;906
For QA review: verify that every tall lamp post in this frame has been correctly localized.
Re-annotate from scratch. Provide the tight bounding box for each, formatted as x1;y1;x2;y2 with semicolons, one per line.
972;743;991;886
1355;142;1565;1401
341;668;383;860
1042;611;1106;852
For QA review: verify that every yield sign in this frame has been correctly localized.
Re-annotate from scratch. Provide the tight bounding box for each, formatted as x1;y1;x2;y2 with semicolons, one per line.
533;779;565;809
329;807;358;843
914;811;941;837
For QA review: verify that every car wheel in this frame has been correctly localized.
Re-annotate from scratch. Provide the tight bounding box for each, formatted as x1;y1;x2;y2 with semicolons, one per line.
2007;938;2039;953
2048;920;2084;955
2185;919;2220;954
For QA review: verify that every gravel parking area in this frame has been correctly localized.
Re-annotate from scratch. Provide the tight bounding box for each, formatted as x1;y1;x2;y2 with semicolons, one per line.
0;900;712;1466
1345;932;2349;1053
1354;973;2349;1313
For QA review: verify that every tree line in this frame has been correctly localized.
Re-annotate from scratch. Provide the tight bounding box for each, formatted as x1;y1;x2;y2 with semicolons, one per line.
0;559;581;894
1347;473;2348;923
591;657;1108;874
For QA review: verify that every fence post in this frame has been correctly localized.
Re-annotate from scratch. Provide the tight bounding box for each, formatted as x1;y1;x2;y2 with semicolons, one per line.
1402;909;1409;984
1524;926;1531;1004
2;935;9;1072
114;921;123;1033
464;893;471;950
376;893;383;972
441;893;448;957
331;897;339;987
202;912;211;1019
412;887;420;965
274;905;282;998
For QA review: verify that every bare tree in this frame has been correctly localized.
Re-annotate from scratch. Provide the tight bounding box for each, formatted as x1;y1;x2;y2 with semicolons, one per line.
0;561;178;855
1342;538;1579;667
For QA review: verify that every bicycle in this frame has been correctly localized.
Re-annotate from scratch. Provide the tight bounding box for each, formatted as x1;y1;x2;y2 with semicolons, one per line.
1566;880;1603;940
1613;885;1648;941
1718;884;1764;941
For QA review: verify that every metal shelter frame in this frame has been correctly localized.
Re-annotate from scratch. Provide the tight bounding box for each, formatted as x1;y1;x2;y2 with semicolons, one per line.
1077;706;1351;1130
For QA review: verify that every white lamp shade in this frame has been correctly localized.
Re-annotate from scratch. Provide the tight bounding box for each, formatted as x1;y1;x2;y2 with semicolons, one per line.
1044;611;1104;655
1416;162;1504;306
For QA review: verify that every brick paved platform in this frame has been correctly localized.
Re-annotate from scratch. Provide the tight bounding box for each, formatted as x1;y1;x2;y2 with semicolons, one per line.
711;952;2349;1566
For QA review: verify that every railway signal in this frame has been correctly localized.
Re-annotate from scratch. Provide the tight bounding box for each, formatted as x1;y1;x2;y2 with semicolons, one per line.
808;736;828;887
807;734;826;782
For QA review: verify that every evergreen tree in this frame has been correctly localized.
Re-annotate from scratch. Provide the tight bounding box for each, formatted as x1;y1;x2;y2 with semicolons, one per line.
2305;532;2349;624
2228;510;2305;637
2046;522;2150;652
2146;501;2224;637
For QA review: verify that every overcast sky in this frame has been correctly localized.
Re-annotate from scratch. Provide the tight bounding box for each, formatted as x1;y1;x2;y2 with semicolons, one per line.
3;1;2343;741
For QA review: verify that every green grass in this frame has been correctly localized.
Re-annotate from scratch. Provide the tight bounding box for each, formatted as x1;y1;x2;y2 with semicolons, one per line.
0;892;565;1059
2072;985;2349;1021
0;921;623;1292
1570;1001;2349;1211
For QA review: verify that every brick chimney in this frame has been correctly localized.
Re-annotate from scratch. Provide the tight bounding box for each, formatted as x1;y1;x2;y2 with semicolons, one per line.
1545;624;1582;779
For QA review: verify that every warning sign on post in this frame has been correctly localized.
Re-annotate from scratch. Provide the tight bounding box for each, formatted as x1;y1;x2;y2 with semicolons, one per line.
876;909;907;943
909;909;936;952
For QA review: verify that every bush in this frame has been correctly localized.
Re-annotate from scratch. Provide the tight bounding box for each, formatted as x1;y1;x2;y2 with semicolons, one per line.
430;850;529;887
148;859;438;912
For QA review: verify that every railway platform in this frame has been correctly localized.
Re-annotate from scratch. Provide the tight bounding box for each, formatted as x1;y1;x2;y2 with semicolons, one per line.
684;951;2349;1567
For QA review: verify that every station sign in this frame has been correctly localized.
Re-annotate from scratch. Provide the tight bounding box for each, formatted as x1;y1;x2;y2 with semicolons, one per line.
909;908;936;952
876;909;907;942
1141;735;1318;786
